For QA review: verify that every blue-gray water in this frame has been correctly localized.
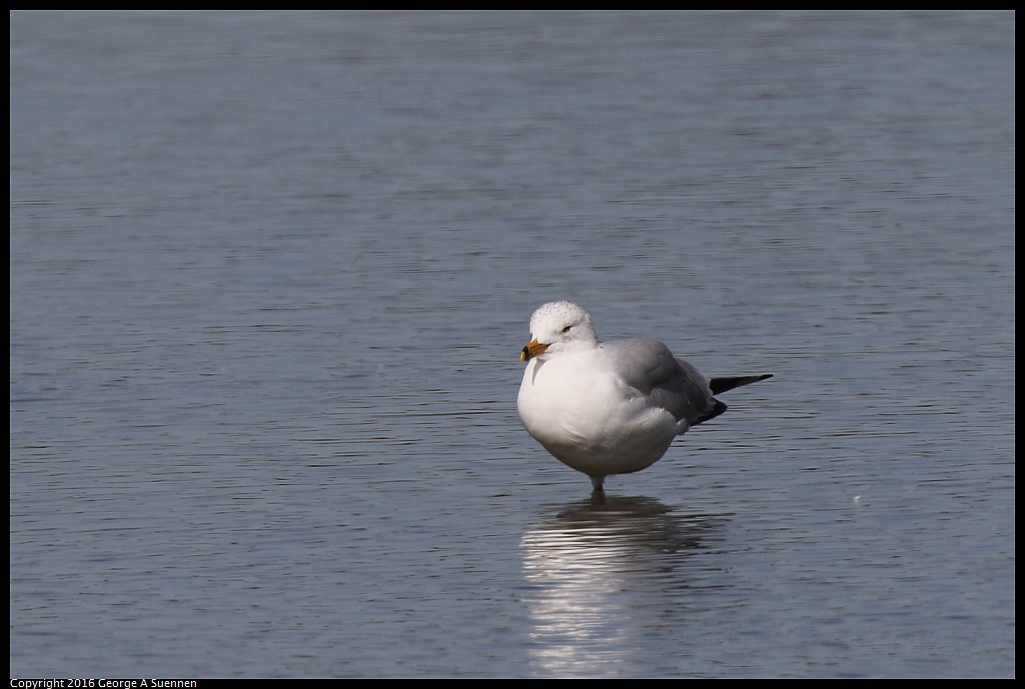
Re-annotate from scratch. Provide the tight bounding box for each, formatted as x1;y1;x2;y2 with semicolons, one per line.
10;11;1014;678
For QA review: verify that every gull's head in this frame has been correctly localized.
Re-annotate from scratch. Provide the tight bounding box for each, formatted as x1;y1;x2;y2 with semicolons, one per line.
520;301;599;362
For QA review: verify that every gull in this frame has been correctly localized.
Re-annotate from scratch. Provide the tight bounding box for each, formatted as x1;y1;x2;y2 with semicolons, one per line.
517;301;770;491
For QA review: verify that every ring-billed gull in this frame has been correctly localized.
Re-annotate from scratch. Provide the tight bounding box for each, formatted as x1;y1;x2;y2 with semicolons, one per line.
517;301;771;491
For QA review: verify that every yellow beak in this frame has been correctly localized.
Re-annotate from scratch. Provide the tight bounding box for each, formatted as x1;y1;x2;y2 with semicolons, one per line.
520;339;550;362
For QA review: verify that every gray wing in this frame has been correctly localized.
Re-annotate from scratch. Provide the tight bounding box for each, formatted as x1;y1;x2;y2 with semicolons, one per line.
601;339;724;426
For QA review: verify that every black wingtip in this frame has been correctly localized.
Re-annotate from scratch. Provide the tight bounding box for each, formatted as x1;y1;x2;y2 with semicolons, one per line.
709;373;772;395
693;398;729;426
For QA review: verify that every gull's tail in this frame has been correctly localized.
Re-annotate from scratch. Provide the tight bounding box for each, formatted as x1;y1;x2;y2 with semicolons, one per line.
709;374;773;395
693;374;771;427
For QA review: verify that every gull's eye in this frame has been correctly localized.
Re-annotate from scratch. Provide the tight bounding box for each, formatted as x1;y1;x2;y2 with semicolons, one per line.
561;325;572;333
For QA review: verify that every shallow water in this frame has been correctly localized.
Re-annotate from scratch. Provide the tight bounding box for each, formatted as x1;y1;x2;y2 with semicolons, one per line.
10;11;1015;677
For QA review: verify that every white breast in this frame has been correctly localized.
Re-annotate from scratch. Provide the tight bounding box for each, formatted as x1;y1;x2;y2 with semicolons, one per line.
517;349;683;477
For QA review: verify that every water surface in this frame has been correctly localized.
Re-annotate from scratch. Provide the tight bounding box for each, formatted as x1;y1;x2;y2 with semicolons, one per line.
10;11;1015;677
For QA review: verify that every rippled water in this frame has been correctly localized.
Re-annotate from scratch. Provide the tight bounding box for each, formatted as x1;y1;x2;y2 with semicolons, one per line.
10;11;1014;677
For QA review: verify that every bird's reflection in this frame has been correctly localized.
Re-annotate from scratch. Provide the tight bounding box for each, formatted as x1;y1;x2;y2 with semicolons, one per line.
521;495;728;676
